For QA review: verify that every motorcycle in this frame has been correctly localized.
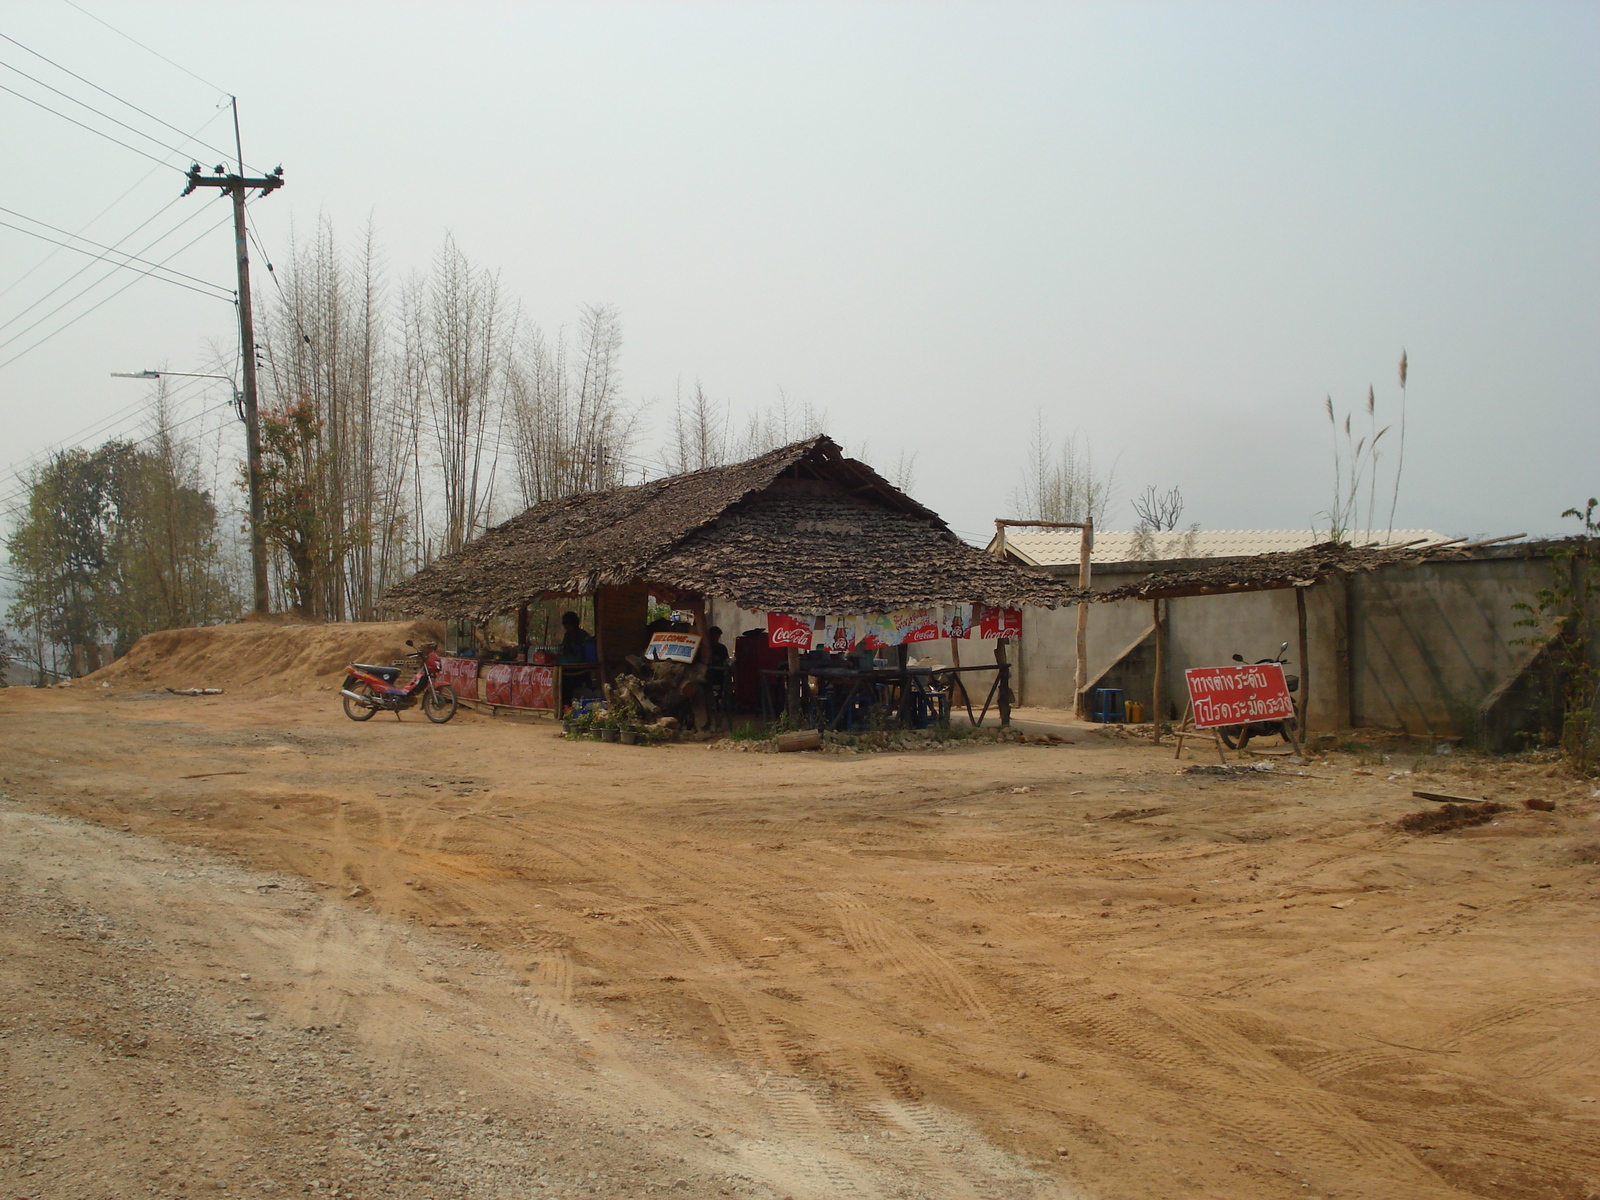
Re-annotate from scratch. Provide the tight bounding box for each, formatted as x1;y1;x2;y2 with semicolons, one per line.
1218;641;1300;749
340;639;458;724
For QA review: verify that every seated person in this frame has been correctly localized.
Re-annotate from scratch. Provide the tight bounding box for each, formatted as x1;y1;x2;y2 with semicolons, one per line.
558;610;591;664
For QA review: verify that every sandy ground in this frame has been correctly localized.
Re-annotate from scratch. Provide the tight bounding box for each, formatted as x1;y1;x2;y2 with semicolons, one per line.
1;672;1598;1200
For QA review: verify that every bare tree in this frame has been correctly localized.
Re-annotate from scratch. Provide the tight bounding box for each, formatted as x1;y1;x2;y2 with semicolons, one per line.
406;236;508;555
732;388;825;459
1010;414;1115;526
258;217;413;617
889;449;917;493
1132;485;1184;531
506;304;638;505
662;381;730;474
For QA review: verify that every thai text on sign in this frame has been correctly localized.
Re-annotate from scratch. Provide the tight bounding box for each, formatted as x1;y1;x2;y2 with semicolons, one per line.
1184;664;1295;729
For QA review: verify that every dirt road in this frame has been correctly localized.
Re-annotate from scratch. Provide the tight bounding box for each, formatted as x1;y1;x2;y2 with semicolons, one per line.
2;683;1597;1200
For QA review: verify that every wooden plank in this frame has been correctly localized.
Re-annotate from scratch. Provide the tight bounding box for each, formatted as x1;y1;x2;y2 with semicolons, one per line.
1413;789;1488;805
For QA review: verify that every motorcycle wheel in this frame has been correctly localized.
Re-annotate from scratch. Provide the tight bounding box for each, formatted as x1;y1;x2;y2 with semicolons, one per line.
342;680;379;722
423;684;458;724
1218;724;1249;750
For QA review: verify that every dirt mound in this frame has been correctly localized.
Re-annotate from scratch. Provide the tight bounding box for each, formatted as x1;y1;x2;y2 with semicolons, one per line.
1395;800;1506;833
85;619;446;693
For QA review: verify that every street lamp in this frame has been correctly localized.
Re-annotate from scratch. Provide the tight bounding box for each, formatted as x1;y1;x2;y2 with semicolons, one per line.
111;369;242;420
112;368;266;612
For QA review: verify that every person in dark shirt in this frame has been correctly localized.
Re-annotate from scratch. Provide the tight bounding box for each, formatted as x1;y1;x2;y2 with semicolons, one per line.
705;625;730;709
558;611;591;663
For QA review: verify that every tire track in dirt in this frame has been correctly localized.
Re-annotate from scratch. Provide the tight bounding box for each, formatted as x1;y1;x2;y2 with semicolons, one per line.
1436;990;1600;1050
638;911;1051;1200
826;893;990;1017
953;908;1470;1197
629;913;882;1199
1340;1096;1600;1181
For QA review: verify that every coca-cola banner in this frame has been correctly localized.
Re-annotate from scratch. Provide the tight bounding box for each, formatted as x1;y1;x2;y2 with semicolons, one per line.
975;604;1023;640
942;604;974;640
821;615;857;653
896;607;942;644
766;612;816;648
770;605;1021;647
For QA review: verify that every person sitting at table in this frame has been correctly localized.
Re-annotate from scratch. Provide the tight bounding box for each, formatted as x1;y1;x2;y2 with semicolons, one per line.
558;610;591;664
704;626;730;706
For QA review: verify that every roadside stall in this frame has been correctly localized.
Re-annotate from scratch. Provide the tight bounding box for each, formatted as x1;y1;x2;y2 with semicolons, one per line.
383;436;1079;730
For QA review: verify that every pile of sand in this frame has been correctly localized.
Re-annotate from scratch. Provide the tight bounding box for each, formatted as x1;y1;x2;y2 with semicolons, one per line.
85;618;446;693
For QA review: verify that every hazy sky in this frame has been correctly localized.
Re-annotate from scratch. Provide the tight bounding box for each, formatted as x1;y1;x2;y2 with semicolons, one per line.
2;1;1595;550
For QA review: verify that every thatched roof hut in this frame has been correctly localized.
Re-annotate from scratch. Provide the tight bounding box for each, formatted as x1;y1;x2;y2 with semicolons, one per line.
384;436;1074;621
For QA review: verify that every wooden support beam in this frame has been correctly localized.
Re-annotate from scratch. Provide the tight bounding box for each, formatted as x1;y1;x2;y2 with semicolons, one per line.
1151;599;1164;744
1295;586;1310;741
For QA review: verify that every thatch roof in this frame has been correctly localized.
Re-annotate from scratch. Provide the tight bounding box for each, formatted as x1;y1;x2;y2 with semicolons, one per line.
1093;540;1445;601
384;436;1075;619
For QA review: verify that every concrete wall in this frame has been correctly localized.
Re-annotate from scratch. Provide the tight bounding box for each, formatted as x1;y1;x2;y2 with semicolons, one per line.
1017;545;1561;741
1350;555;1553;736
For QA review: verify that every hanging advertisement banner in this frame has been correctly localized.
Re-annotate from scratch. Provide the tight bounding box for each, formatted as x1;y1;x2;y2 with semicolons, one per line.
975;604;1023;639
941;604;975;640
859;612;899;649
766;612;815;649
821;615;858;653
897;607;942;644
1184;664;1295;729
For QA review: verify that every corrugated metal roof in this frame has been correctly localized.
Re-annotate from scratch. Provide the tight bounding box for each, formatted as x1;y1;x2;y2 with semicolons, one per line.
991;529;1452;566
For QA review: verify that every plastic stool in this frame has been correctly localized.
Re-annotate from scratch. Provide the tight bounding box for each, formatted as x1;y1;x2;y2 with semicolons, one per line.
1093;688;1126;724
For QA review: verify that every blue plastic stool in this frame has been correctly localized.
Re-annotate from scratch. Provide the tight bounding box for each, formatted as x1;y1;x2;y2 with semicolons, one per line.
1093;688;1126;723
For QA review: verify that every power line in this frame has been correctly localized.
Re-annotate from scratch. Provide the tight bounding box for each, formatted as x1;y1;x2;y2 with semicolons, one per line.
0;80;181;170
0;210;234;303
0;195;215;338
59;0;229;95
0;211;234;372
0;57;225;168
0;394;241;515
0;112;227;304
0;374;224;507
0;373;233;507
0;367;221;476
0;31;250;171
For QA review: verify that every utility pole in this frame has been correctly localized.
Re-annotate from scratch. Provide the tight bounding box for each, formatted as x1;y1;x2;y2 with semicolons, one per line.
182;156;283;613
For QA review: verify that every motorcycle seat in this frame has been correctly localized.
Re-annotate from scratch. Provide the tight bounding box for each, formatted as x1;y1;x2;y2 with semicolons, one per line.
353;663;401;683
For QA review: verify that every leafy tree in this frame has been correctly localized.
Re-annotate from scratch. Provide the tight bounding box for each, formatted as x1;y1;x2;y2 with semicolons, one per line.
6;426;235;673
253;398;334;618
5;446;121;673
1512;500;1600;772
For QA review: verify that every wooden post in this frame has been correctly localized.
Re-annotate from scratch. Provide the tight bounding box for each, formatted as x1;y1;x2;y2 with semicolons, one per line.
1151;598;1164;744
516;604;529;650
786;645;801;720
1295;585;1310;745
1075;520;1093;718
1172;702;1193;759
994;638;1012;728
948;633;971;713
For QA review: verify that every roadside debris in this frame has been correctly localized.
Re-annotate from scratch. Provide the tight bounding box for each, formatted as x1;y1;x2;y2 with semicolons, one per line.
165;687;224;696
1395;801;1506;834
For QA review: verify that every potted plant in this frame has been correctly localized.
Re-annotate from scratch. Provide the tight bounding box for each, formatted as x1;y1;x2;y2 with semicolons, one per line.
608;691;642;744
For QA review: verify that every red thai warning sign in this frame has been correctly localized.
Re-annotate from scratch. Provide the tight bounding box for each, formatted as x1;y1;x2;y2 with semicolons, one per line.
1184;663;1295;728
